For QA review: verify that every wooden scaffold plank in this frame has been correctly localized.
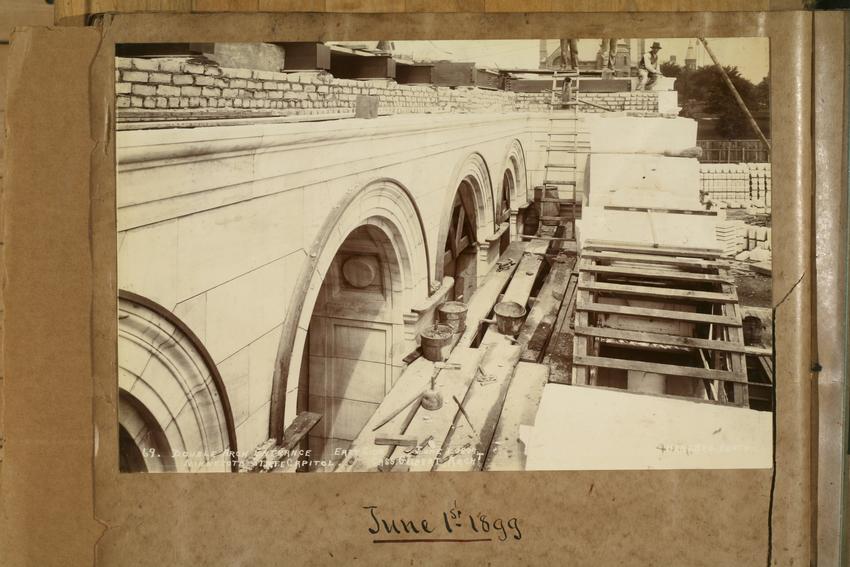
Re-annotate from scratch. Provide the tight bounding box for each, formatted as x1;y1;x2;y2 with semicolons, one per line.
334;357;435;472
432;336;523;471
572;256;595;385
583;240;723;260
457;241;526;348
576;302;741;327
518;258;573;363
718;271;749;406
581;250;722;270
573;355;753;384
386;347;486;472
573;325;751;354
581;264;734;284
484;362;550;471
577;281;737;303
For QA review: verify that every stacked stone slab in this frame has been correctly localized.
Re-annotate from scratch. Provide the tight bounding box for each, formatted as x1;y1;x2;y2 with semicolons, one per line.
715;219;747;256
715;219;771;258
575;115;718;250
115;56;660;118
699;162;771;212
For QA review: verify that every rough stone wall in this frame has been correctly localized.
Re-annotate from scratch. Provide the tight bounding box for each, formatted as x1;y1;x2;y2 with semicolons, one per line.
116;57;659;117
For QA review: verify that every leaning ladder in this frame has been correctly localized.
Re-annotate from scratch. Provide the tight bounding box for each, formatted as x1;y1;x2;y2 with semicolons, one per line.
543;72;580;237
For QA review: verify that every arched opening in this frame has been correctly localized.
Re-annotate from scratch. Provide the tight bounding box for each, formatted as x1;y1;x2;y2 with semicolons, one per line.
502;140;530;239
119;425;147;473
118;292;237;472
304;224;407;470
270;179;429;461
118;390;175;472
498;169;514;254
443;179;480;302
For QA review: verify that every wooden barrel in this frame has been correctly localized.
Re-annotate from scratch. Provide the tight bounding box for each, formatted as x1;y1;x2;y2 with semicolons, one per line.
537;185;560;226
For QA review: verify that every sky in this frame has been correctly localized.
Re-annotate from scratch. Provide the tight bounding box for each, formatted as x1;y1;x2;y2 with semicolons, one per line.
374;38;770;83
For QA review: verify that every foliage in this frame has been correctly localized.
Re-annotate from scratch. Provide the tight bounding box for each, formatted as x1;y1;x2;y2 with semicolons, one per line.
660;61;683;79
675;64;768;139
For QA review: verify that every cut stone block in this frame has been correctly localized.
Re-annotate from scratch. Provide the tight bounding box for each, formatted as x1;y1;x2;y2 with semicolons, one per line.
587;154;701;209
585;115;697;154
525;384;772;470
576;208;719;251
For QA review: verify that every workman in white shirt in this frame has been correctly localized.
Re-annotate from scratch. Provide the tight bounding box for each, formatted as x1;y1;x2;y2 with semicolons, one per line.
637;41;664;90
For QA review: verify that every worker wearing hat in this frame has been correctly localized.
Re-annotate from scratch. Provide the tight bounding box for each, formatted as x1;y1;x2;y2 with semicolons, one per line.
637;41;664;90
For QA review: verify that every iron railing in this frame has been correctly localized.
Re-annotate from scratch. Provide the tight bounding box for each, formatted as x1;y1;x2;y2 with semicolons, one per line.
697;139;771;163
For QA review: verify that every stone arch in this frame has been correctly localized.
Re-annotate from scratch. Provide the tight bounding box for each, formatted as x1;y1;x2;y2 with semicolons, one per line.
118;291;238;472
434;152;495;282
501;139;530;240
269;179;430;439
504;138;529;206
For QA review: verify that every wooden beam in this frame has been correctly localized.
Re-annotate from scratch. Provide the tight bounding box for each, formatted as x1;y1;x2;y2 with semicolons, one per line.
719;277;749;406
745;345;773;357
388;347;486;472
253;412;323;472
572;257;594;385
518;258;572;362
578;281;737;303
432;336;522;471
524;238;551;256
457;242;526;348
334;358;434;473
484;362;550;471
603;205;717;216
582;264;734;283
584;241;722;259
576;302;742;326
573;355;751;384
501;252;544;307
544;270;579;384
375;435;419;447
581;251;721;269
574;325;750;354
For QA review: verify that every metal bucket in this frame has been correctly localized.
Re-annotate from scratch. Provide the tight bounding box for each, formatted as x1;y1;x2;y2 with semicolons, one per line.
493;301;526;336
437;301;468;334
420;324;454;362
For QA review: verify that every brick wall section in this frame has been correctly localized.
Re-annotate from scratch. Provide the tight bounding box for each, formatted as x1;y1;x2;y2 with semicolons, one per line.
115;57;659;118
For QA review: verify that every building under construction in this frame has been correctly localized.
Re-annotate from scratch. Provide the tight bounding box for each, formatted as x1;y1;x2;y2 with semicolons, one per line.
114;40;773;475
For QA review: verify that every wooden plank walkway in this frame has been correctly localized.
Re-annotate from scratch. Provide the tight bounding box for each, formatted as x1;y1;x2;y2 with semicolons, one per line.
517;257;573;363
542;262;579;384
432;336;522;471
387;347;485;472
456;241;525;348
334;357;435;472
484;362;550;471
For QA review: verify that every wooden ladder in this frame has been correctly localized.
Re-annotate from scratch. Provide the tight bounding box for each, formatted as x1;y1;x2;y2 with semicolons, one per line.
543;78;580;238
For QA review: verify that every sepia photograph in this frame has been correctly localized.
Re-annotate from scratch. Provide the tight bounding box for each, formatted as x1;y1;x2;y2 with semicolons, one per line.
114;36;773;474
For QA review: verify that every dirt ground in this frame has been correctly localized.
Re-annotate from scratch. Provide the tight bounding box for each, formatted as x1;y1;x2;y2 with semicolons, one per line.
730;261;772;308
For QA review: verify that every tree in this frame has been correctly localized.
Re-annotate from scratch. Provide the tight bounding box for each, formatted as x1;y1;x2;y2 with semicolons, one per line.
660;60;683;78
676;65;763;139
753;74;769;111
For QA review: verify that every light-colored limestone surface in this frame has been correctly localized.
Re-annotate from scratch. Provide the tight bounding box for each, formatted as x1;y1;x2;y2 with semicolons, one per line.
525;384;772;470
